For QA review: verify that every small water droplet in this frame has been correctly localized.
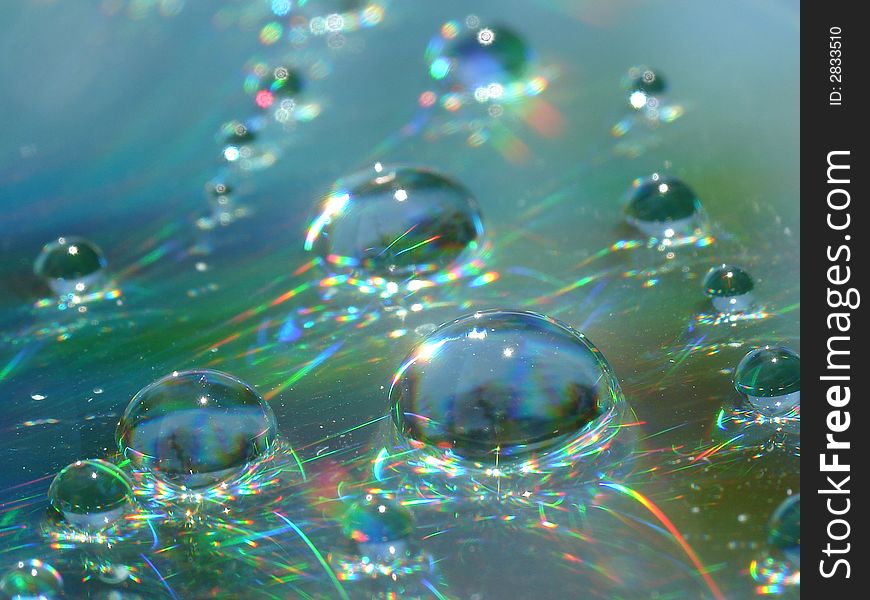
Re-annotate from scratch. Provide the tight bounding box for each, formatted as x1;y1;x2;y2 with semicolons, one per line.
246;62;304;110
0;559;63;599
48;459;133;530
734;346;800;415
34;237;107;296
768;493;800;565
333;493;427;581
624;176;703;238
623;66;667;111
703;264;755;313
116;369;278;489
430;24;531;91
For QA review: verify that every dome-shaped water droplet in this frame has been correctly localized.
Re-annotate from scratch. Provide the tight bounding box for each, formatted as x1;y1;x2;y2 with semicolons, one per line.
429;24;531;91
624;176;703;238
306;165;484;287
331;493;429;583
342;493;415;564
768;494;800;565
48;459;133;530
391;310;620;460
0;560;63;600
34;237;107;296
116;369;278;489
703;264;755;313
623;66;667;110
734;346;800;415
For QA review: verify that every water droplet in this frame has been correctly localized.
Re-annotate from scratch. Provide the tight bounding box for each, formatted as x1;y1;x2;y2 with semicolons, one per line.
391;310;619;459
116;369;278;489
430;24;531;91
205;178;236;220
333;493;428;581
34;237;107;296
246;63;304;110
343;494;415;561
48;459;133;530
703;264;755;313
768;494;800;565
624;176;703;238
306;165;484;287
734;346;800;415
623;66;667;110
0;559;63;600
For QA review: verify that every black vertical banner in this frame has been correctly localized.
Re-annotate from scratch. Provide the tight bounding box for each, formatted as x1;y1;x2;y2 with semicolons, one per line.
804;2;866;596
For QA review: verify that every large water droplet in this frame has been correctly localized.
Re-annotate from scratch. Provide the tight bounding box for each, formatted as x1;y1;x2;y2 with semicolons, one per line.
625;176;703;238
116;369;278;489
768;494;800;565
34;237;107;296
0;560;63;600
703;264;755;313
734;346;800;415
306;165;484;287
391;310;620;459
48;459;133;530
430;24;531;91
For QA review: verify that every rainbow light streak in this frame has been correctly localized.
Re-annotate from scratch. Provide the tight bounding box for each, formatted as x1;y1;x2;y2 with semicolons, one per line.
140;554;179;600
600;482;725;600
274;512;350;600
304;193;350;251
263;340;344;401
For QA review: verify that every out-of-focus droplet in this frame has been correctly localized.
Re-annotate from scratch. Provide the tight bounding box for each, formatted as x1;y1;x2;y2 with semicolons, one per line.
429;24;531;91
768;494;800;565
0;559;63;600
624;175;703;238
306;165;484;289
342;493;415;563
623;66;667;111
48;459;133;530
245;62;304;111
734;346;800;415
703;264;755;313
331;493;429;582
391;310;619;460
34;237;107;296
205;178;235;221
116;369;278;489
